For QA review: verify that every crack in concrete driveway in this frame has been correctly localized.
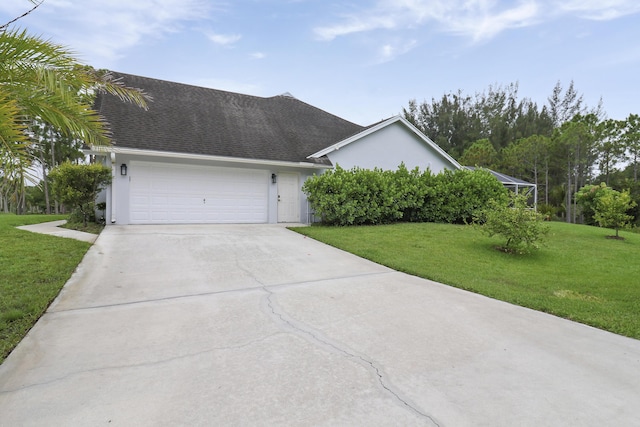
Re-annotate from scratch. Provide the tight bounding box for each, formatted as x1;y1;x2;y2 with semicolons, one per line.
1;224;639;426
263;285;440;426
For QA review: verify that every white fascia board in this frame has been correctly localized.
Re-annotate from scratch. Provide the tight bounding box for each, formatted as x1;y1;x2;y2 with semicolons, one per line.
307;115;462;170
85;146;331;170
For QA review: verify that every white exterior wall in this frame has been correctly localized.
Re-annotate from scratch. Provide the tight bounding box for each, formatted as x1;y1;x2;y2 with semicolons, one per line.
325;122;456;173
100;152;320;225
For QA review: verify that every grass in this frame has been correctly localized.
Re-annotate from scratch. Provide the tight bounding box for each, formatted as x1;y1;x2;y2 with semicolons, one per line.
291;222;640;340
0;214;92;363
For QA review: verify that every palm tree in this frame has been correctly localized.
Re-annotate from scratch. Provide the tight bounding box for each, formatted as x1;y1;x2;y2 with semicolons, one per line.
0;25;149;190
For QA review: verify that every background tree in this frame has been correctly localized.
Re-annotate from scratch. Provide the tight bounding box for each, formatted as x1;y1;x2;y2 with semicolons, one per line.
498;140;525;178
596;119;626;185
547;80;585;128
404;80;638;224
29;120;84;213
460;138;498;168
24;183;45;212
49;162;112;227
622;113;640;182
404;90;481;157
513;102;554;140
551;114;598;223
499;135;551;204
405;82;557;161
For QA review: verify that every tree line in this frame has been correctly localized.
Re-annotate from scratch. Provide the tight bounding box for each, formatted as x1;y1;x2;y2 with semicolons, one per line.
403;81;640;224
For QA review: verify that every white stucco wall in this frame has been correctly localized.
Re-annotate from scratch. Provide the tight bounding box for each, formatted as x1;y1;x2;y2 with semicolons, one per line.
99;152;321;225
325;121;456;173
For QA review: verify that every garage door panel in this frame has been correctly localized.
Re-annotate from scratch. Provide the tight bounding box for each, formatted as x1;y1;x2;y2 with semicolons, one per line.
130;162;268;224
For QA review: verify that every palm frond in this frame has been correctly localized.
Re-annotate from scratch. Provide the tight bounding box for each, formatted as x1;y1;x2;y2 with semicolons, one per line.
0;27;149;178
0;90;31;178
0;28;76;71
88;68;151;110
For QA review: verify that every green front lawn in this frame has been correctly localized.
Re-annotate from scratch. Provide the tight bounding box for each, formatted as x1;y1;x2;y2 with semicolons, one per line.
291;222;640;339
0;214;91;363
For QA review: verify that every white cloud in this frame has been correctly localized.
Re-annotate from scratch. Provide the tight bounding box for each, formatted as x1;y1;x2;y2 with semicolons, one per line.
1;0;217;64
207;32;242;46
250;52;267;59
314;0;640;45
315;15;398;41
446;1;540;42
556;0;640;20
377;39;418;62
314;0;541;43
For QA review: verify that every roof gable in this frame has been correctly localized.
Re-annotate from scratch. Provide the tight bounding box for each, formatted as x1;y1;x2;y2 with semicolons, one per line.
95;72;364;164
307;115;461;170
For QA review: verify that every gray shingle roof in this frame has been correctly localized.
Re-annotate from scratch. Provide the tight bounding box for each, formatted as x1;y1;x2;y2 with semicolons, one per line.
95;72;365;164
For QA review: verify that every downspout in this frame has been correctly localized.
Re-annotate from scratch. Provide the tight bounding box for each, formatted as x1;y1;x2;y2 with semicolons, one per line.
110;152;117;223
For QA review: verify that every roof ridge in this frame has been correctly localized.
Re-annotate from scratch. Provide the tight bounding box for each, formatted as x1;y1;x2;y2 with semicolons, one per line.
111;71;269;101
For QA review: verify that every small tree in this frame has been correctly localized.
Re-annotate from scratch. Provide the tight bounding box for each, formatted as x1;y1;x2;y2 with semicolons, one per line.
475;193;549;254
593;189;636;238
49;162;112;227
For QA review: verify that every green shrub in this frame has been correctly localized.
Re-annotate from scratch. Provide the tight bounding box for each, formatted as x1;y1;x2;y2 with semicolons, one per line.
576;183;609;225
303;165;508;226
68;208;95;224
421;168;508;223
49;162;112;226
538;203;557;221
392;164;431;222
475;193;549;254
303;166;401;226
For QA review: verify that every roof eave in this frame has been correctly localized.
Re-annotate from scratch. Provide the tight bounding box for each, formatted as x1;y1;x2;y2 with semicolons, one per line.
85;146;333;170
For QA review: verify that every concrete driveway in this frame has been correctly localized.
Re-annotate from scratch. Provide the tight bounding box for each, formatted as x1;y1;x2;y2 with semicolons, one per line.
1;225;639;426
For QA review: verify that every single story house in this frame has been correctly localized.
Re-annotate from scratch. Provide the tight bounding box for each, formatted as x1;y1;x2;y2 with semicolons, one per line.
89;72;461;225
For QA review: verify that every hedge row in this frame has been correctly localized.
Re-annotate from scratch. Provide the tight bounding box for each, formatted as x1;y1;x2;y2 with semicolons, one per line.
302;164;508;226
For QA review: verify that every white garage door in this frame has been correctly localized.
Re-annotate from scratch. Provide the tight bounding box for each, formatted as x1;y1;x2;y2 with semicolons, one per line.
129;162;269;224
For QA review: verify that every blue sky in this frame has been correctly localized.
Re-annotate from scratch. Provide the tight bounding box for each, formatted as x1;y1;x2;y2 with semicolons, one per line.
1;0;639;126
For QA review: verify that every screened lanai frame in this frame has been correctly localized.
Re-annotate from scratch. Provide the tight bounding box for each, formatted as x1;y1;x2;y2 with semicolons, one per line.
465;167;538;210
